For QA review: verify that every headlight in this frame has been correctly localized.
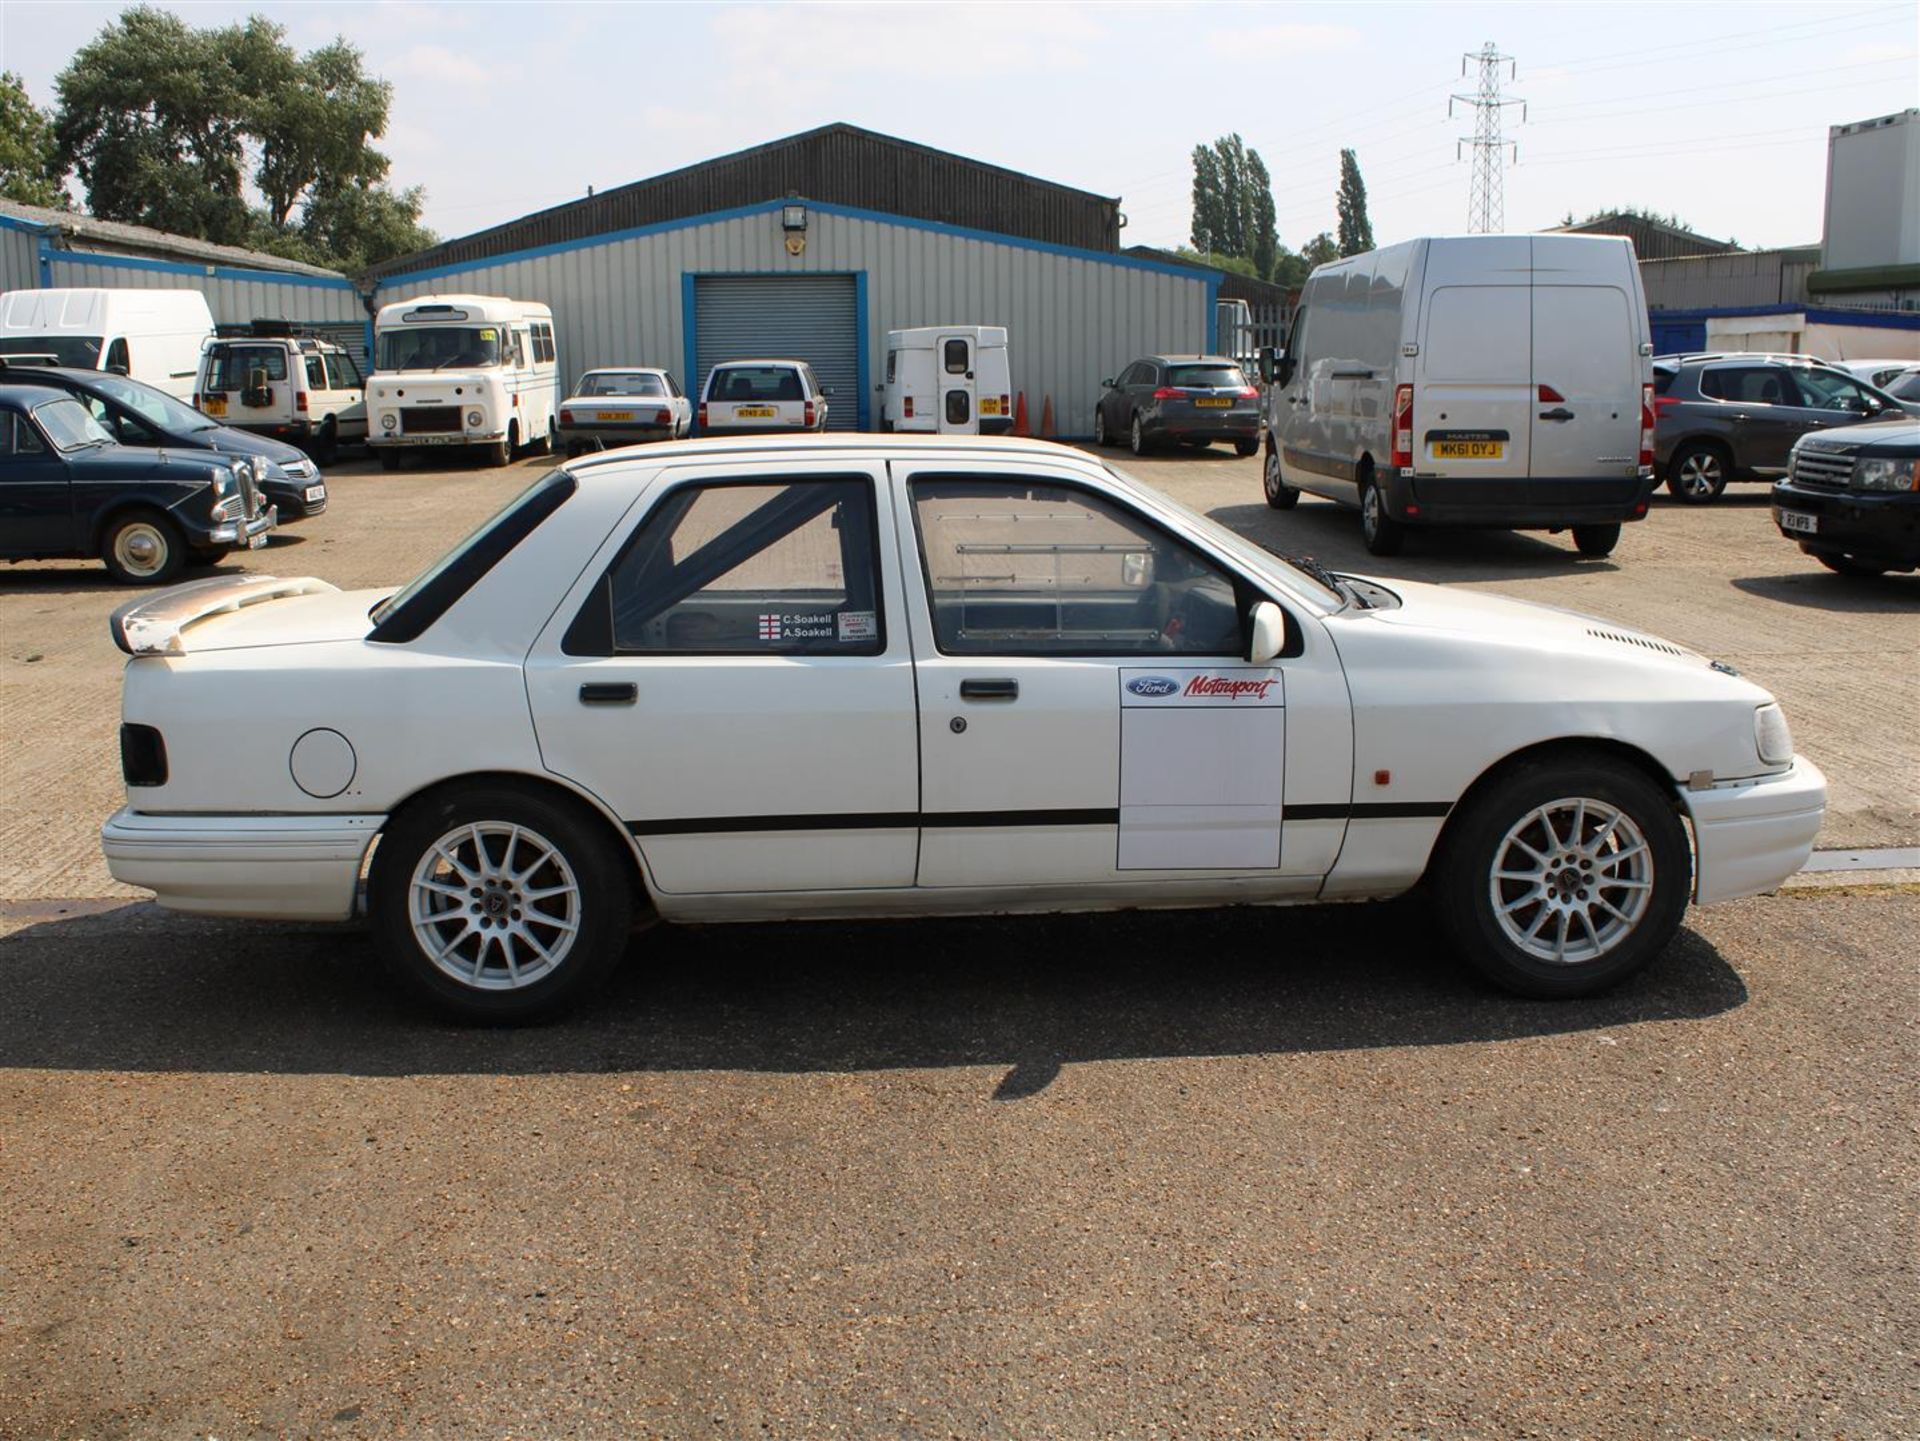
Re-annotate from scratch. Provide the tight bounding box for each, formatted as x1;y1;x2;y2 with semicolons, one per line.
1853;457;1920;493
467;409;484;429
1754;704;1793;766
381;413;398;431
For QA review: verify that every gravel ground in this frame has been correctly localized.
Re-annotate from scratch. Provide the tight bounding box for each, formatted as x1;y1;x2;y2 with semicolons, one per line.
1;441;1915;1437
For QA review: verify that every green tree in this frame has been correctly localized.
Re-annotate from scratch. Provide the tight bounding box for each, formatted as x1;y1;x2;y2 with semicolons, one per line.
0;71;66;207
1336;149;1374;256
1190;133;1278;281
53;6;431;268
1301;232;1340;268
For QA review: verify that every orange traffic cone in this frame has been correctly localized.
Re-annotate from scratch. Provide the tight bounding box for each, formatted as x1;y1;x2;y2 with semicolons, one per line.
1011;391;1030;437
1040;395;1056;439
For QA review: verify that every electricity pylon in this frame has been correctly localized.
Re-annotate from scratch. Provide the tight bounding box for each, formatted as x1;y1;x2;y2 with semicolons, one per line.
1449;43;1526;233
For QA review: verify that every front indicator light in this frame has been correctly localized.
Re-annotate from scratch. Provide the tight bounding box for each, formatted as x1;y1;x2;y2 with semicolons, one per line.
1755;704;1793;767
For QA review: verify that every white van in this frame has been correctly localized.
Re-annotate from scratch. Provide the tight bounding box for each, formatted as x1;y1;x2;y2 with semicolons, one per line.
881;326;1012;435
1259;235;1655;558
367;294;559;468
0;288;214;402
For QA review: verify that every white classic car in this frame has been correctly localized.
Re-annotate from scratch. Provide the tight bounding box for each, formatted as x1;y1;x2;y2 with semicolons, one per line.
102;436;1826;1021
557;367;692;456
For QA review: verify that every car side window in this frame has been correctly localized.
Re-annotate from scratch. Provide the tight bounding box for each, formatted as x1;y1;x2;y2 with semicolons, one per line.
909;477;1245;657
306;356;327;389
86;399;157;447
943;339;969;374
570;478;883;656
1790;367;1875;412
0;410;44;459
1700;367;1787;405
105;338;129;373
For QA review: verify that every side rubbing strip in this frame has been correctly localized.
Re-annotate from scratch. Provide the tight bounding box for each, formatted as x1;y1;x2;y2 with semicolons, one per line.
627;808;1122;837
1288;801;1454;821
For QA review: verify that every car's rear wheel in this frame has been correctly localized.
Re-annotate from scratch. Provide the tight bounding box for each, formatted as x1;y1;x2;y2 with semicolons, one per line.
372;783;633;1023
101;510;187;586
1234;437;1259;458
1262;445;1300;510
1432;754;1690;998
1359;475;1404;556
1666;443;1728;503
1573;523;1621;557
1130;412;1150;456
1813;551;1889;577
1093;407;1110;447
313;418;338;466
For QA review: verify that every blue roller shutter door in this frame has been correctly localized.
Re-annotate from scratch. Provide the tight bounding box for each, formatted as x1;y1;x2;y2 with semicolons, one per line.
694;275;860;431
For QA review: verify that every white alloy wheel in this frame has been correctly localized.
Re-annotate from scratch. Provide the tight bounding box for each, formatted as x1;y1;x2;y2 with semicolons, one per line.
408;820;582;991
1488;797;1653;965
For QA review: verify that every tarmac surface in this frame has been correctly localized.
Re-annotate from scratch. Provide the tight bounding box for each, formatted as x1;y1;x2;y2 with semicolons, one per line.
2;443;1915;1436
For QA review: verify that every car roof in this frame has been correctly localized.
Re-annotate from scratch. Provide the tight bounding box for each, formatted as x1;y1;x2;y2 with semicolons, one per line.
582;366;667;375
0;383;83;406
565;432;1102;473
710;358;810;367
1655;351;1841;369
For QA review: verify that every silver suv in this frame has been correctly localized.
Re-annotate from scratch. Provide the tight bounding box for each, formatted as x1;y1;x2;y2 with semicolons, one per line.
1652;353;1909;503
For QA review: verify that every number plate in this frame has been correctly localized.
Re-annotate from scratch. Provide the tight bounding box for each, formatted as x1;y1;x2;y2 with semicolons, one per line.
979;398;1001;416
1195;397;1233;408
595;410;633;422
735;406;776;418
1434;440;1505;459
303;485;325;503
1777;508;1818;535
245;530;268;550
201;396;227;416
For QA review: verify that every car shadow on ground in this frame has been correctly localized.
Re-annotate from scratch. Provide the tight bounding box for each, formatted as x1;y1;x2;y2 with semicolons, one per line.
1732;572;1919;612
1208;501;1621;583
0;558;257;598
0;897;1747;1092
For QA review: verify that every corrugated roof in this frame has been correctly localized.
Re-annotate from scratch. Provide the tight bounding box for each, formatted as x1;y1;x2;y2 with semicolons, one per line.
365;122;1124;280
0;199;347;279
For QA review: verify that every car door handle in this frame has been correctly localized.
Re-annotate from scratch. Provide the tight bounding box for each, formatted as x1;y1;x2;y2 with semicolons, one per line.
1729;414;1749;423
578;682;637;705
1538;408;1575;422
959;678;1019;701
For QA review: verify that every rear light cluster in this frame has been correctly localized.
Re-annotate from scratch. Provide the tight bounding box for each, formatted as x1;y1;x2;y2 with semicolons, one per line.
120;724;167;787
560;408;573;425
1391;384;1413;470
653;408;672;426
903;396;914;419
1639;383;1656;469
697;403;708;429
1152;387;1181;400
295;391;309;413
803;401;816;426
1653;396;1683;417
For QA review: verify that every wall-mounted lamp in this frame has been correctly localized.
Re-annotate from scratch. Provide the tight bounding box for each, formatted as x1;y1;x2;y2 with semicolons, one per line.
782;204;808;233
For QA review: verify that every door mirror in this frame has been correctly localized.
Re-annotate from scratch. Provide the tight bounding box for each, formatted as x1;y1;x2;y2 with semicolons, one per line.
1257;347;1276;385
1276;355;1297;389
1100;378;1115;391
1247;600;1287;664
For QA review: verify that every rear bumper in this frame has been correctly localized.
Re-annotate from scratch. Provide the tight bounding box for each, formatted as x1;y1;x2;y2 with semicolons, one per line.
1150;412;1261;440
1771;482;1920;570
561;423;676;448
101;809;382;921
1683;757;1827;905
1391;471;1656;527
699;423;824;437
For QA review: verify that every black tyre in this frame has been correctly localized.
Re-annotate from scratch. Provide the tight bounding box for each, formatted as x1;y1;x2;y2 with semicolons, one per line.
1093;407;1110;447
371;782;634;1023
1665;443;1728;503
378;449;401;472
1359;475;1404;557
101;509;187;586
486;424;516;468
1431;753;1690;998
1262;445;1300;510
313;419;338;467
1573;523;1621;558
1813;552;1889;577
1233;437;1259;458
1130;412;1150;456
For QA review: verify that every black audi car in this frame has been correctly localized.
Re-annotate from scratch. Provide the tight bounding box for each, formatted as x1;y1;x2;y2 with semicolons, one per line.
0;384;274;584
0;360;327;522
1773;417;1920;577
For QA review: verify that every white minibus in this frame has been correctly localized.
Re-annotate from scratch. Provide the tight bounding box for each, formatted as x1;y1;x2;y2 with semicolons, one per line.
367;295;559;467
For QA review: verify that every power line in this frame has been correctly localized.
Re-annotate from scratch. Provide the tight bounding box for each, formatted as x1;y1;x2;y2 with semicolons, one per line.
1451;43;1525;233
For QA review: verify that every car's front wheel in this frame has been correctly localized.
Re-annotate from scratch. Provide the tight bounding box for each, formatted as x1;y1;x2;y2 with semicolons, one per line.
1263;445;1300;510
101;510;187;586
372;783;634;1022
1666;443;1728;503
1432;754;1690;998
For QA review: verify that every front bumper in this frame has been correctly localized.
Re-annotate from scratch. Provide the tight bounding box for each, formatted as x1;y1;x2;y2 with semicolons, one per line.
260;481;327;521
195;506;277;549
101;809;383;921
1683;756;1828;906
1389;472;1656;528
1771;481;1920;571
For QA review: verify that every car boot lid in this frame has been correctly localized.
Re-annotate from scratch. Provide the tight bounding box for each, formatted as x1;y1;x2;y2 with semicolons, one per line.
110;575;389;656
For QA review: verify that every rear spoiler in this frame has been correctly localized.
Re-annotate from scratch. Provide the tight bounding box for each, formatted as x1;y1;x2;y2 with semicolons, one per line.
109;575;339;656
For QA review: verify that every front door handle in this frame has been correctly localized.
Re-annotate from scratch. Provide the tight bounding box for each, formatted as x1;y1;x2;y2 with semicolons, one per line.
579;682;637;705
1538;407;1575;422
959;678;1019;701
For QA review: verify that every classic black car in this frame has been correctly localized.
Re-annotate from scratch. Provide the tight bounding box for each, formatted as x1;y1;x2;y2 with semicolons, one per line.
0;360;327;522
0;384;275;584
1773;417;1920;577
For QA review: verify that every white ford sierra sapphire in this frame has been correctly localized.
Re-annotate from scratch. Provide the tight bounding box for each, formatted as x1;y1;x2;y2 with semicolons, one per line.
102;435;1826;1020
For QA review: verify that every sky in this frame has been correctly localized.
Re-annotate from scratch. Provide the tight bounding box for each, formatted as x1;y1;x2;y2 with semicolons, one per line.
2;0;1916;257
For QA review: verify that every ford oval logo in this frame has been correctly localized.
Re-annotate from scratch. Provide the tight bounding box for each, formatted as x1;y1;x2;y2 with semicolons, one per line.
1126;676;1181;697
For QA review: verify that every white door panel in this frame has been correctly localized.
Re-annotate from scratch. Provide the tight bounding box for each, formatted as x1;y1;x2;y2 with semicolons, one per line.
1119;683;1285;870
1417;284;1532;477
1531;284;1640;480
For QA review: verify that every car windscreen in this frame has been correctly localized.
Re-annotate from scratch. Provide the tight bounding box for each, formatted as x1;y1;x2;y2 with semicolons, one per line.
368;470;578;642
32;397;115;452
80;369;219;433
376;326;502;372
580;372;667;398
708;366;804;402
1164;364;1249;389
1888;372;1920;403
203;344;290;390
0;336;103;368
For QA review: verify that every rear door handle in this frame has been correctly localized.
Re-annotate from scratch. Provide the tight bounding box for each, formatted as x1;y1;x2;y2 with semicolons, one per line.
959;678;1019;701
1538;408;1575;422
579;682;637;705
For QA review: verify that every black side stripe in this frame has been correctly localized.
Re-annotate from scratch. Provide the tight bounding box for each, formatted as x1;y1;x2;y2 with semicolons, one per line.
625;802;1448;837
